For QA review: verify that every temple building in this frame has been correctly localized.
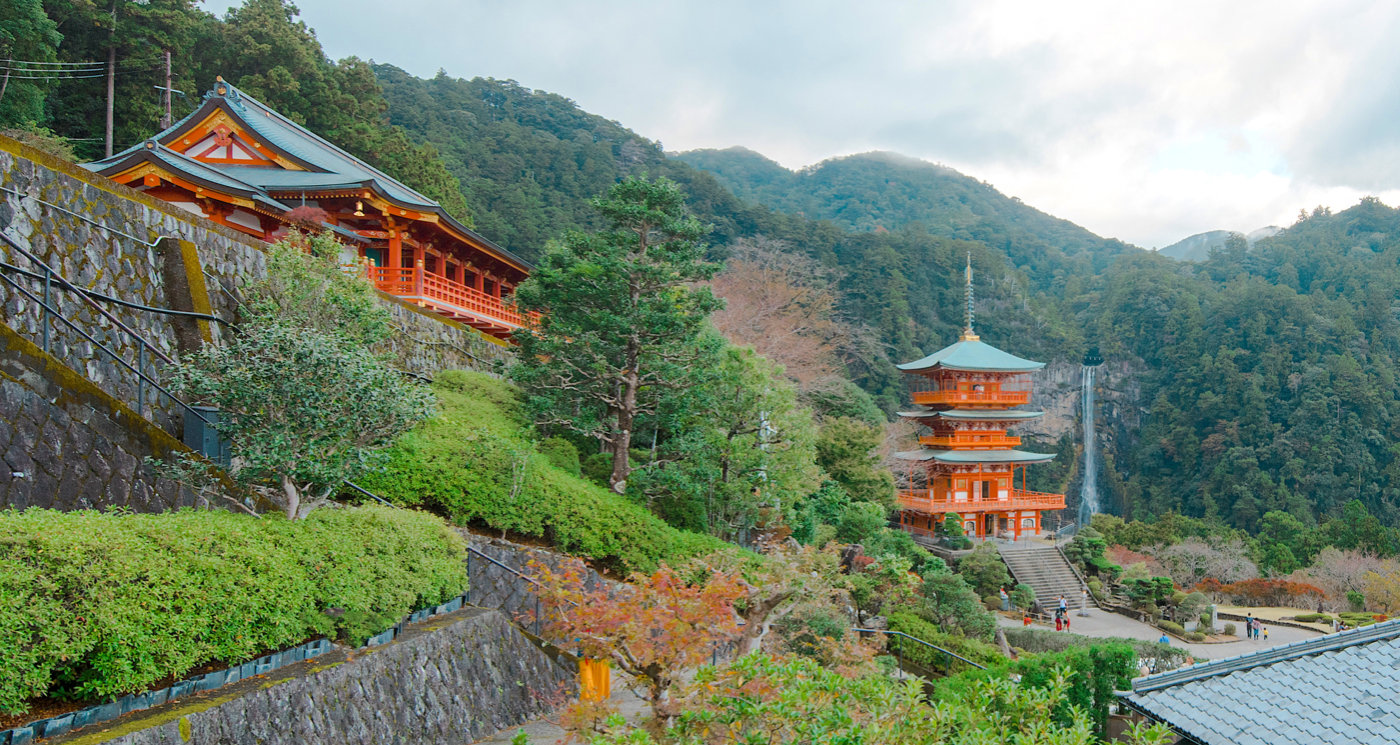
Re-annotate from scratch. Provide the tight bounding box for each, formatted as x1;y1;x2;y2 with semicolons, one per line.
894;259;1066;542
85;77;531;340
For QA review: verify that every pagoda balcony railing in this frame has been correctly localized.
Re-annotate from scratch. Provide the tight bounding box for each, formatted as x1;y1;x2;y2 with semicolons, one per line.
367;265;538;331
898;489;1066;514
911;390;1030;407
919;434;1022;449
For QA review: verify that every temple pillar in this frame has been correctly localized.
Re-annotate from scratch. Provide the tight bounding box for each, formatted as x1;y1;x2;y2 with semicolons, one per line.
387;231;402;272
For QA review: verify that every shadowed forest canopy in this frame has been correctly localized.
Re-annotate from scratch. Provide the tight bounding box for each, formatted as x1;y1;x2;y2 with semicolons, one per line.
8;0;1400;536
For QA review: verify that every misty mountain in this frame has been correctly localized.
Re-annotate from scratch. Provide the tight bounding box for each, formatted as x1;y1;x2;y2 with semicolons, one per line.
1157;225;1283;261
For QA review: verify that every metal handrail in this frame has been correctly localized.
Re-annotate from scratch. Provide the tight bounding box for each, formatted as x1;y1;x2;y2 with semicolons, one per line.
852;627;987;669
0;260;234;327
0;229;180;367
0;269;212;427
0;185;178;248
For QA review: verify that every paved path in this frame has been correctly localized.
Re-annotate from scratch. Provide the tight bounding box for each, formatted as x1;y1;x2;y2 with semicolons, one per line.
1001;608;1323;660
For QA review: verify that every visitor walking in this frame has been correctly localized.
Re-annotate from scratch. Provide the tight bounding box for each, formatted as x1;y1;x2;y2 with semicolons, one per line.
1245;614;1254;639
1262;625;1269;641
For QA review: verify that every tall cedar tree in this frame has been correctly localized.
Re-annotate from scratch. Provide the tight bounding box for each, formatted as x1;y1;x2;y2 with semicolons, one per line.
511;176;723;493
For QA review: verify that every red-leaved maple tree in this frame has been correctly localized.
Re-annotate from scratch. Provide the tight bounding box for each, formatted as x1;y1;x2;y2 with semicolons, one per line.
528;558;746;723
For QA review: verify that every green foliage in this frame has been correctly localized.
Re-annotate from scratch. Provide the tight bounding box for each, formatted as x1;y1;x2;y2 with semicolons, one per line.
1063;525;1108;567
0;505;465;714
815;417;895;507
885;611;1005;671
1123;576;1176;607
1157;620;1185;636
169;320;434;518
246;234;391;345
630;342;823;541
917;570;997;641
999;628;1188;669
0;0;62;127
1224;622;1237;635
1348;590;1366;612
933;642;1138;739
1;123;75;161
790;480;850;545
593;652;1116;745
834;501;888;544
356;371;729;573
956;542;1013;598
938;512;974;549
510;176;723;494
538;437;582;477
1011;583;1037;611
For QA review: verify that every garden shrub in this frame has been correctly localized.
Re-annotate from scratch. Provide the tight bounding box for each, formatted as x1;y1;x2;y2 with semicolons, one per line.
0;505;466;715
886;611;1005;671
1223;622;1237;635
933;642;1137;738
1010;583;1036;611
1157;620;1185;636
1187;631;1206;642
999;628;1189;669
1348;590;1366;612
538;437;582;477
1293;613;1334;623
356;371;729;572
982;594;1002;611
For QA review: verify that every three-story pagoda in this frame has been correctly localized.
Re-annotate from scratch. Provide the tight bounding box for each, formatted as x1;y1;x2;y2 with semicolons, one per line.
895;259;1066;542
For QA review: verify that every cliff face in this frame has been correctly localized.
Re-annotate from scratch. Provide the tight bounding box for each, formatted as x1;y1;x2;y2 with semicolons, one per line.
1019;356;1148;516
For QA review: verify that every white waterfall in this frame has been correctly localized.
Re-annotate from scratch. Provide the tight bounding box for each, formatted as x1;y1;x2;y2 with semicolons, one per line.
1079;364;1099;527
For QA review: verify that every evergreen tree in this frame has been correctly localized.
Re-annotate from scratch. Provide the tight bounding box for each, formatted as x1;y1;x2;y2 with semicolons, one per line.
511;176;723;493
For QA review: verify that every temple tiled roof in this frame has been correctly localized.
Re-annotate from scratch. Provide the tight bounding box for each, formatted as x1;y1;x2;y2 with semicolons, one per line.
893;449;1056;464
897;408;1044;421
897;339;1044;373
1122;619;1400;745
85;77;530;271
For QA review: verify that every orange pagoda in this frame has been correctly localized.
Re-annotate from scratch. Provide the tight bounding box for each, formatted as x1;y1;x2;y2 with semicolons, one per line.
85;77;531;340
895;259;1066;542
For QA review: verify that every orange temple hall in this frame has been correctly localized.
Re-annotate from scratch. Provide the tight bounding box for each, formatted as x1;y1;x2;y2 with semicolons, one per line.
85;77;531;340
895;264;1066;542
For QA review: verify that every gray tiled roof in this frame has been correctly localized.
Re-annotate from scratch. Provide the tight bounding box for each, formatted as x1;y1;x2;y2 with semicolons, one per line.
85;78;531;271
1122;619;1400;745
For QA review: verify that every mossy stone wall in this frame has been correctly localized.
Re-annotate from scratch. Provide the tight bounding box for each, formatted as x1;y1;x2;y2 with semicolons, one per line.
0;135;510;511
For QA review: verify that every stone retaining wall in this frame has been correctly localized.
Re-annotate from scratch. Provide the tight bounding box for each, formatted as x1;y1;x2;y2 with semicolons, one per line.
0;135;510;511
50;608;576;745
465;533;613;639
0;319;189;511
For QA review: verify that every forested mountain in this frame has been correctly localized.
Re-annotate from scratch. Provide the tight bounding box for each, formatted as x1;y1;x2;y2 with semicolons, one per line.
9;0;1400;538
677;147;1136;279
1087;200;1400;529
1157;226;1283;261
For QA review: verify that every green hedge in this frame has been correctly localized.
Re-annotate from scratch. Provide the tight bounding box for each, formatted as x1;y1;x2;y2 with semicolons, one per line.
0;505;466;715
886;611;1005;671
357;371;730;572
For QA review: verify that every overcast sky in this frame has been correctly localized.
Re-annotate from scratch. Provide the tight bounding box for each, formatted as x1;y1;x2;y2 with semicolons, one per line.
263;0;1400;248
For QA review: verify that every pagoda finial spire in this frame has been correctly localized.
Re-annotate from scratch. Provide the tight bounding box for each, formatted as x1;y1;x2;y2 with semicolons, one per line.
961;252;979;341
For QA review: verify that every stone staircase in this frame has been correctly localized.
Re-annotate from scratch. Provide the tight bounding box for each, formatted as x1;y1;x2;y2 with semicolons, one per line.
997;544;1093;614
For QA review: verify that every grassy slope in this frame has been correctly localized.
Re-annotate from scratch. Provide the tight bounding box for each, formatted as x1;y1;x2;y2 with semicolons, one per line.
357;371;729;573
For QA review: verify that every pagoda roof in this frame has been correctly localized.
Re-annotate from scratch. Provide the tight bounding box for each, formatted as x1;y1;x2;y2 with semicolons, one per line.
86;77;530;272
897;408;1044;422
893;449;1056;464
897;338;1044;373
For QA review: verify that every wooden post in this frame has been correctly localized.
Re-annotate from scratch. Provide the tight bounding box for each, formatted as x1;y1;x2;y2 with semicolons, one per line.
387;231;402;275
413;259;425;296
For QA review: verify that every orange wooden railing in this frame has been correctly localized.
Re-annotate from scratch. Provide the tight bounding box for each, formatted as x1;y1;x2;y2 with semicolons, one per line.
912;390;1031;407
367;265;535;329
898;489;1066;514
919;434;1022;449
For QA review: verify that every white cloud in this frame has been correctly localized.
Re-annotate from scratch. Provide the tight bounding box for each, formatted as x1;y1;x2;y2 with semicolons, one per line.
272;0;1400;247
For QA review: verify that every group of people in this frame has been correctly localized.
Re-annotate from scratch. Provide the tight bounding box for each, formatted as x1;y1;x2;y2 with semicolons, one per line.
1053;594;1072;631
1243;614;1269;640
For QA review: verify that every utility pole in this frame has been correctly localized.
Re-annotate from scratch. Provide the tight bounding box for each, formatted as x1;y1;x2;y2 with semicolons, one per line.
160;49;171;128
105;0;117;158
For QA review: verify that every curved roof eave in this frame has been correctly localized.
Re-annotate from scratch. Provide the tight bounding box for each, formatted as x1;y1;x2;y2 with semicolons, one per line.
897;339;1045;373
893;449;1057;464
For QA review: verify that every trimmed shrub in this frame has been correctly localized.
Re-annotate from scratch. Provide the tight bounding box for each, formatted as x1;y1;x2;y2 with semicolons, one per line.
538;437;582;477
1187;631;1206;642
885;611;1005;671
357;372;730;572
1157;620;1185;636
999;628;1190;669
0;505;466;715
1010;583;1036;611
1223;622;1237;636
982;594;1002;611
1293;613;1334;623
